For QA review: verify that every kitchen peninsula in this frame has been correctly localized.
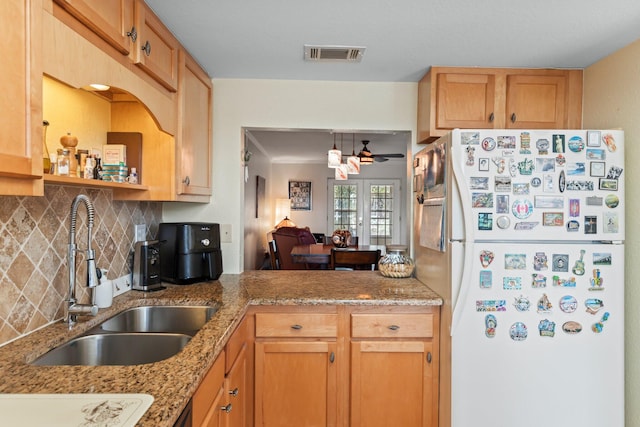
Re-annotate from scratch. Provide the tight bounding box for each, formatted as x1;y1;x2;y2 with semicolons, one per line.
0;271;441;426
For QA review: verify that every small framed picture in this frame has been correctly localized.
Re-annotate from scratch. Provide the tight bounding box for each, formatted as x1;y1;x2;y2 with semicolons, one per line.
590;161;605;177
599;178;618;191
587;131;601;147
478;158;489;171
543;212;564;226
289;180;312;210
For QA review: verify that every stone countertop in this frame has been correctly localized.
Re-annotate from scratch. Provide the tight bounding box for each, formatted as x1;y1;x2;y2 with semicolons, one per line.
0;271;442;426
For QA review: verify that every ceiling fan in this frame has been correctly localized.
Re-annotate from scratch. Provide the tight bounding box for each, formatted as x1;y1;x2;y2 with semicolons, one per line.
358;140;405;163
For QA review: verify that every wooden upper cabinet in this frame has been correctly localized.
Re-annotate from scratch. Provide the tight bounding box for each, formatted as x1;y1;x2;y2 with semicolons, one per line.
418;66;583;143
52;0;135;55
0;0;44;195
176;50;212;199
133;0;179;92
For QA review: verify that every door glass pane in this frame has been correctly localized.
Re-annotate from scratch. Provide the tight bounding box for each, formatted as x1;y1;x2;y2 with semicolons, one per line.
333;184;358;235
369;184;393;245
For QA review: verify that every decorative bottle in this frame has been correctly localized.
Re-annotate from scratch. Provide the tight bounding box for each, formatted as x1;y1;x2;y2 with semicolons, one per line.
42;120;51;174
378;245;415;278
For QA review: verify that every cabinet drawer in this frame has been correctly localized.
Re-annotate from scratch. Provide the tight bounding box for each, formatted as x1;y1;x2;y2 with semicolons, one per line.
255;313;337;338
351;313;434;338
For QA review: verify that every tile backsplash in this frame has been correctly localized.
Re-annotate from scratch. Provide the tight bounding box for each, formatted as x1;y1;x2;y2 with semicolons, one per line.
0;185;161;346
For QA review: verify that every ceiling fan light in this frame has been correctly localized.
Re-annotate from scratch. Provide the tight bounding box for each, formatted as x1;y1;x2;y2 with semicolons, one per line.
335;163;349;180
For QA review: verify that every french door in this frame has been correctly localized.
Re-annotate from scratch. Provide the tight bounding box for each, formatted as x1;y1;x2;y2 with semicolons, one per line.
327;179;401;246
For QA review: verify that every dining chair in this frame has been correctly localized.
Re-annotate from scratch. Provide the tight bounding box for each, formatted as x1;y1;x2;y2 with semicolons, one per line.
268;240;279;270
272;226;317;270
331;249;381;271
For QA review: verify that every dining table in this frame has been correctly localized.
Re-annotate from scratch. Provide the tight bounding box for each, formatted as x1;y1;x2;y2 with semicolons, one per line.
290;243;386;269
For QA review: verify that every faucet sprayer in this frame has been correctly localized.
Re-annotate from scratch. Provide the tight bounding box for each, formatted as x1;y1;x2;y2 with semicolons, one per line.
66;194;99;325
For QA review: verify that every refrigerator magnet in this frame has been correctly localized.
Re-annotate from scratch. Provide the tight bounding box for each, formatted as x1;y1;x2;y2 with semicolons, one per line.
555;153;566;166
552;254;569;272
585;298;604;315
533;252;548;270
485;314;497;338
519;132;531;154
530;177;541;188
591;312;610;333
478;213;493;230
604;212;619;233
602;133;617;152
593;253;611;266
572;249;586;275
481;137;496;151
513;295;531;312
562;321;583;334
584;216;598;234
606;165;623;179
518;158;534;175
512;199;533;219
568;135;585;152
552;275;576;287
509;322;528;341
538;319;556;337
558;170;566;192
476;300;507;312
559;295;578;313
479;270;492;288
536;138;550;155
466;146;476;166
566;220;580;232
589;268;605;290
537;293;553;313
479;250;495;267
604;194;620;208
497;136;516;149
552;134;565;153
531;273;547;288
496;215;510;229
503;277;522;290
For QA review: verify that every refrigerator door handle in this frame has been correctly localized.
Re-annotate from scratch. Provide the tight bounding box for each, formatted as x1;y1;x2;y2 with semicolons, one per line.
450;239;474;337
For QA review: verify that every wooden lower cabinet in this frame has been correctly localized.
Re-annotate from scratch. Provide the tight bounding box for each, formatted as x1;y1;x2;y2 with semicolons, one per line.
193;350;226;427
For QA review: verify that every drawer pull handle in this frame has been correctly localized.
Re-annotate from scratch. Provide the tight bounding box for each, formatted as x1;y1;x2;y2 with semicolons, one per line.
220;403;232;413
388;325;400;331
142;40;151;56
291;324;303;330
330;352;335;363
427;352;432;363
510;113;517;123
229;387;239;397
183;176;191;186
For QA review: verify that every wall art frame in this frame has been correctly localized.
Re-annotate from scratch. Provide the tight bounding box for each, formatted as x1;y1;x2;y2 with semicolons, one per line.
289;180;312;210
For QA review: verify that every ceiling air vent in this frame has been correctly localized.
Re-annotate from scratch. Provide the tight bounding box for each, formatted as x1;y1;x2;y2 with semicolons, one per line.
304;45;366;62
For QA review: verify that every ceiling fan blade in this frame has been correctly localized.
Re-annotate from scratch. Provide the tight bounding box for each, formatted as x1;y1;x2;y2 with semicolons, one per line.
372;153;405;158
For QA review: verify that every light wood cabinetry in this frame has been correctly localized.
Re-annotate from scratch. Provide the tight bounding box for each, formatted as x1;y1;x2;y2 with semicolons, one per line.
350;308;439;427
52;0;135;55
417;66;583;143
132;0;179;92
193;350;226;427
0;0;44;196
176;50;212;199
254;309;340;427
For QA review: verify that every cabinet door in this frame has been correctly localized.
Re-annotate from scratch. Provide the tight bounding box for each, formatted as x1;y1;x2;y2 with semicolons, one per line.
176;50;212;198
351;340;437;427
133;0;179;92
224;344;247;427
505;74;567;129
193;351;226;427
435;72;498;130
53;0;134;54
254;341;338;427
0;0;43;191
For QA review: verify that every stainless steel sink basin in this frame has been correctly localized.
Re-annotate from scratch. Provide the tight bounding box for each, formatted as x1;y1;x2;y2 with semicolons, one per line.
31;333;191;366
95;305;219;336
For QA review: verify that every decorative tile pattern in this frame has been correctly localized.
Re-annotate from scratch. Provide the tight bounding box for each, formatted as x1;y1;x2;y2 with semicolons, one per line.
0;185;161;345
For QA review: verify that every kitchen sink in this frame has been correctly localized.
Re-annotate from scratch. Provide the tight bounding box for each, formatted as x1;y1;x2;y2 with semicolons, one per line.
31;333;191;366
94;305;219;336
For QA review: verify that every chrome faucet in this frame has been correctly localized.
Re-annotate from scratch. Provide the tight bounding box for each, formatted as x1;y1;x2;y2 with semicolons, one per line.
65;194;99;325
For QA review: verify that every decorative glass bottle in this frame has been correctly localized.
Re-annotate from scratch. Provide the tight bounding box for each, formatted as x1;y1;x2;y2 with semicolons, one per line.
378;245;415;278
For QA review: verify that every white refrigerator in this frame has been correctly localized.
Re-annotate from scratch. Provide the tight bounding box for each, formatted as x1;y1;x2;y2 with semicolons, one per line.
413;129;624;427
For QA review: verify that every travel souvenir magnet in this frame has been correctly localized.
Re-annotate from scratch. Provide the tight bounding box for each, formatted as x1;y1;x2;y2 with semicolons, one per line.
604;212;619;233
530;177;541;187
478;213;493;230
466;146;476;166
552;254;569;272
537;293;553;313
587;131;601;147
513;183;529;195
593;253;611;266
566;220;580;232
568;135;585;152
520;132;531;154
509;158;517;177
559;295;578;313
498;136;516;149
572;249;586;275
552;275;576;287
562;321;583;334
567;162;586;176
558;170;566;192
496;195;509;213
513;295;530;312
505;253;526;270
480;250;494;267
479;270;492;288
606;165;623;179
536;138;550;155
461;132;480;145
585;298;604;315
567;180;594;191
482;137;496;151
492;157;506;174
584;216;597;234
503;277;522;290
569;199;580;217
485;314;497;338
495;176;511;192
514;221;539;230
605;194;619;208
496;215;510;229
555;154;566;166
476;300;507;312
533;252;548;271
509;322;528;341
538;319;556;337
512;199;533;219
602;133;617;152
592;312;610;333
532;273;547;288
589;269;604;291
553;134;565;153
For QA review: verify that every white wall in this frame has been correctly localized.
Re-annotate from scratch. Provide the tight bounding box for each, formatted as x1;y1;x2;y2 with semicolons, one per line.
163;79;418;273
583;39;640;427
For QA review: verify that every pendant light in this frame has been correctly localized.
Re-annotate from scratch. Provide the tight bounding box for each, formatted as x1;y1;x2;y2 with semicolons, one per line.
327;133;341;168
335;134;348;179
347;134;360;174
358;140;374;165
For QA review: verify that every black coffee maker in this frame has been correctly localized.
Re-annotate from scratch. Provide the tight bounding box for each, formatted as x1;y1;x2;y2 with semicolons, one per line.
158;223;223;284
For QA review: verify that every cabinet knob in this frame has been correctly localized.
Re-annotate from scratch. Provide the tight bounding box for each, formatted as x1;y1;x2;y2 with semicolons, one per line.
229;387;239;397
427;352;432;363
510;113;517;123
127;26;137;42
220;403;232;413
291;324;303;330
388;325;400;331
142;40;151;56
183;176;191;186
488;112;494;123
329;352;335;363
